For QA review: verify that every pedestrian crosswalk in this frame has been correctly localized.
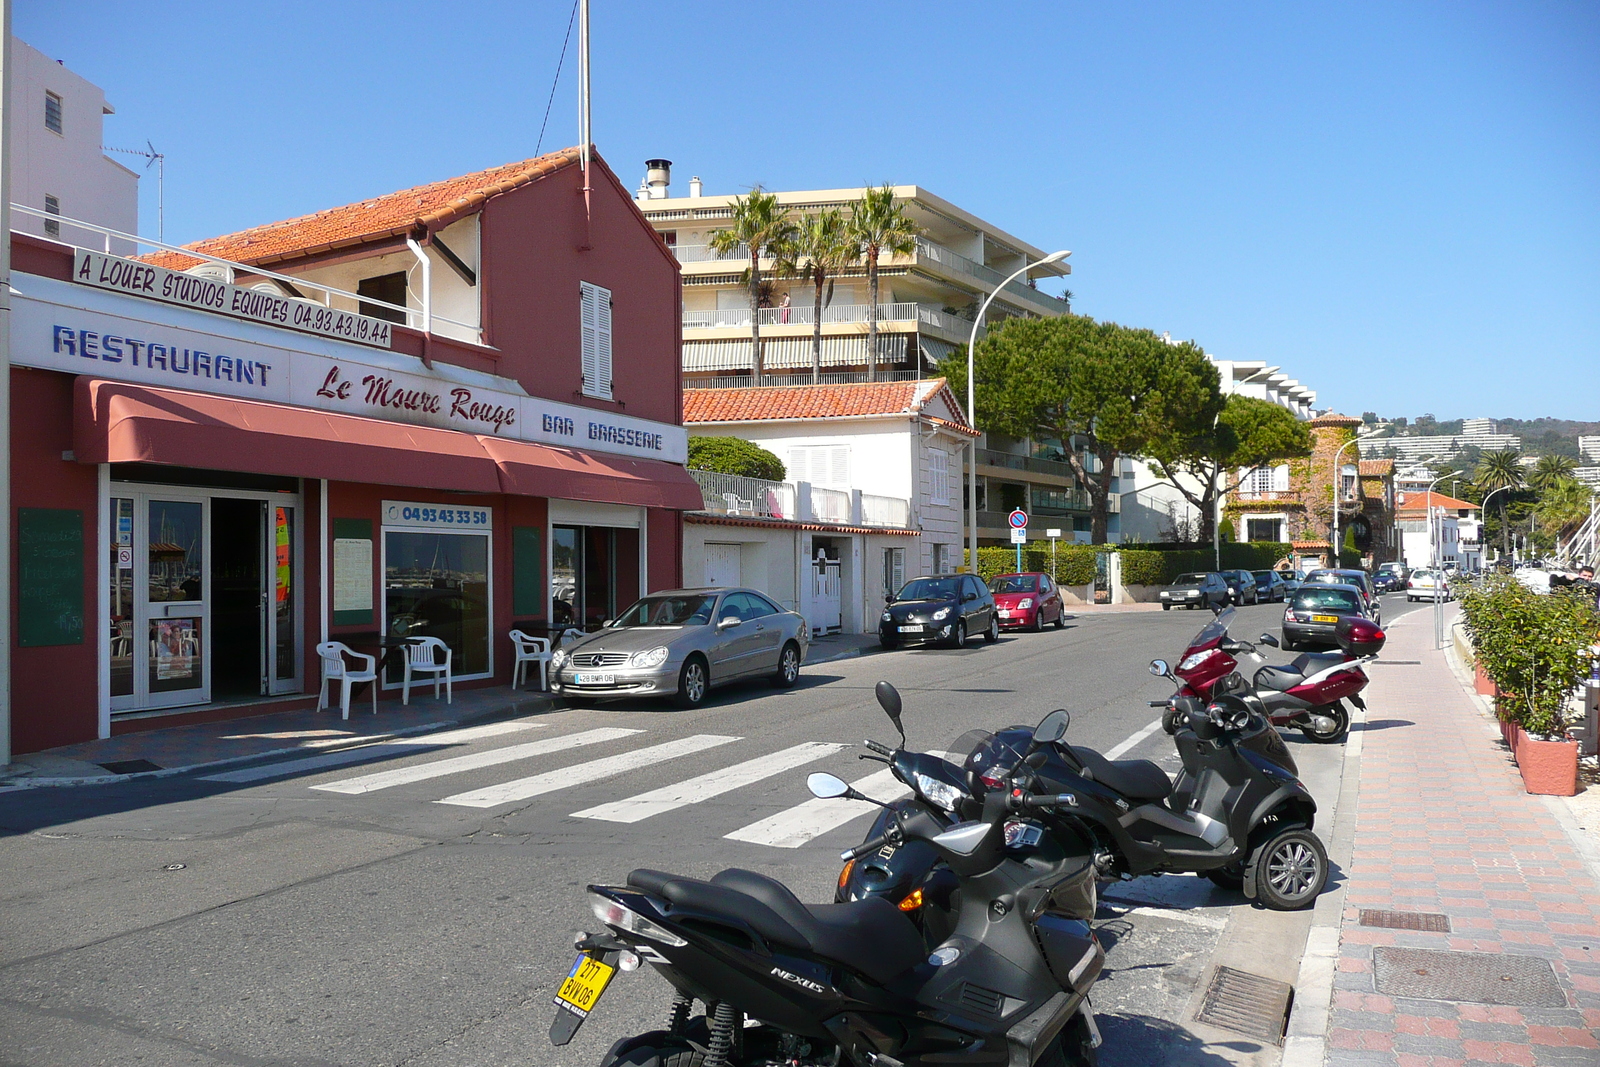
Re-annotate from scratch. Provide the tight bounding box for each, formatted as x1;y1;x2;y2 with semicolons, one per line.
216;720;947;849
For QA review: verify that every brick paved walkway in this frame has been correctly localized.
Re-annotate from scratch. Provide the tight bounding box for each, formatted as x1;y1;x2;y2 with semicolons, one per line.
1327;608;1600;1066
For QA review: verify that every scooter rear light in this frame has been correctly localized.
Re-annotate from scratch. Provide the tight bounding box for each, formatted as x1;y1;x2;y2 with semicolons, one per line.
589;892;687;947
898;888;925;912
980;774;1005;789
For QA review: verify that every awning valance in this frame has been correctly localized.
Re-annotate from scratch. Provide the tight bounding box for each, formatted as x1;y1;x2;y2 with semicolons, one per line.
73;378;702;509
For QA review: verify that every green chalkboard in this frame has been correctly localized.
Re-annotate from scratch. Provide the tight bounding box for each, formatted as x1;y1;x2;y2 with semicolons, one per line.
512;526;543;617
18;507;85;647
331;517;374;626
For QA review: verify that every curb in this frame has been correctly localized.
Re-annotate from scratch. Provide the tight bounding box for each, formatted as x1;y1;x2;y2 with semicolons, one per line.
0;693;557;792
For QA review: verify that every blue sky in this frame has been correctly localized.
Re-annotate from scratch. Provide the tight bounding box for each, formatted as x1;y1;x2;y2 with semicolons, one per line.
23;1;1598;420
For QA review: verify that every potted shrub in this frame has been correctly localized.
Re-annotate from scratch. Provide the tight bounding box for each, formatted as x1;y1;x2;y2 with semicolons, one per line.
1458;574;1597;796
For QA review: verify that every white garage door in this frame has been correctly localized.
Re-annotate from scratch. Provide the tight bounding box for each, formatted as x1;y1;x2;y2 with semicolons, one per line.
704;543;741;587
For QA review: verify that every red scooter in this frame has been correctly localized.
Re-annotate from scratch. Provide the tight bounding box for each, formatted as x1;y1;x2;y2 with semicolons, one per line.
1154;608;1384;743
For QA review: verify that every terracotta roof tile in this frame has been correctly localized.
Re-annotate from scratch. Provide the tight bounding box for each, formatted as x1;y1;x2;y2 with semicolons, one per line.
143;147;583;271
1309;412;1363;427
1359;459;1394;476
1291;539;1330;549
683;379;973;431
1395;490;1478;513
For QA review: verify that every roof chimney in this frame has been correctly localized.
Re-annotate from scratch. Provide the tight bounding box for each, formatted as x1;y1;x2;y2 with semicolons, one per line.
645;159;672;199
688;175;703;198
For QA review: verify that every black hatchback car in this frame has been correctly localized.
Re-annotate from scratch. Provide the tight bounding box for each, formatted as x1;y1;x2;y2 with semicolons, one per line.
880;574;998;649
1281;582;1372;651
1253;570;1290;603
1158;572;1230;610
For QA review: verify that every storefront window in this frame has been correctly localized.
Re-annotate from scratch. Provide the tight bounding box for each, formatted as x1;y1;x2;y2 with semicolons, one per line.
148;500;203;695
553;524;640;629
274;507;295;684
384;530;490;681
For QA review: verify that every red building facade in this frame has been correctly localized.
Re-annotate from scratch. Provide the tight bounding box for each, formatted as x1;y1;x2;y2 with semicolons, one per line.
10;149;695;753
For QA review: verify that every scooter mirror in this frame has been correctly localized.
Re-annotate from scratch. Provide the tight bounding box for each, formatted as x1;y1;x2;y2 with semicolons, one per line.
1149;659;1171;678
1257;632;1280;647
1032;708;1070;745
806;772;851;799
875;681;906;744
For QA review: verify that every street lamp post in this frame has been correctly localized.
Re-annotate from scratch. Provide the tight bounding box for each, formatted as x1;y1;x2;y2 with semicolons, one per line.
965;249;1070;575
1214;364;1277;571
1480;485;1512;567
1426;470;1462;649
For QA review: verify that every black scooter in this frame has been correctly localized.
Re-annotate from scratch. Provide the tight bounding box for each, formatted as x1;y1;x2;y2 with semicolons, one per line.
551;689;1106;1067
843;691;1328;914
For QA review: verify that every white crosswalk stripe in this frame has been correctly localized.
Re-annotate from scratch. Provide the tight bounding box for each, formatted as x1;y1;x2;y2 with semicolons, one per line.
571;742;845;824
201;722;542;784
311;727;643;795
436;734;741;809
724;766;909;848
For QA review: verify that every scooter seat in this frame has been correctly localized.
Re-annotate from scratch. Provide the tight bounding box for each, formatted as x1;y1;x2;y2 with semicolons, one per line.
1292;651;1349;674
1254;665;1304;692
1069;746;1172;801
624;868;923;984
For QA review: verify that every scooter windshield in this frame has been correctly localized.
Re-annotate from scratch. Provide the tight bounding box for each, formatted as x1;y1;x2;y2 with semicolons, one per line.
960;727;1035;791
1188;607;1236;652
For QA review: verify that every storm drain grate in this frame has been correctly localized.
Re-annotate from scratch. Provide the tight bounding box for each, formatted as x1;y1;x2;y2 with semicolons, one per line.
1193;966;1293;1045
1373;947;1566;1007
1360;909;1451;933
98;759;162;774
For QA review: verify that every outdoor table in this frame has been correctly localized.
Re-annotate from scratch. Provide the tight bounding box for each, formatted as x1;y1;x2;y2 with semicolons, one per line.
340;632;423;699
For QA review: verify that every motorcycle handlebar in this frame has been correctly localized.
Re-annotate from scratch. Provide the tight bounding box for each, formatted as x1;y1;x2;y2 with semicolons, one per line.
840;834;892;862
1148;699;1169;707
863;739;895;757
1012;792;1076;811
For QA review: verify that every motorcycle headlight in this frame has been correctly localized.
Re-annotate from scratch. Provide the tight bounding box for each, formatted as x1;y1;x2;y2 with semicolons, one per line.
588;892;686;946
932;606;952;621
1017;598;1034;609
913;771;964;812
1178;649;1216;672
629;646;670;669
552;648;569;668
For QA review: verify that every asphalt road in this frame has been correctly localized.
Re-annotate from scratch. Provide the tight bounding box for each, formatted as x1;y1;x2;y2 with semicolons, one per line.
0;594;1425;1067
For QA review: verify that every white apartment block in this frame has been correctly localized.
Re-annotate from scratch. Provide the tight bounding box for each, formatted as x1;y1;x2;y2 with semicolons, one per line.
9;38;139;254
1578;436;1600;465
1359;432;1523;464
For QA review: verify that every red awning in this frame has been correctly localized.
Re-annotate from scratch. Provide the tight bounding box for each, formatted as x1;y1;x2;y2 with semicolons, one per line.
73;378;701;509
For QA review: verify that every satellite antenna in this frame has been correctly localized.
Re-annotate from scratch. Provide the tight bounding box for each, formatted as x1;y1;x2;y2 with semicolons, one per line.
102;141;165;243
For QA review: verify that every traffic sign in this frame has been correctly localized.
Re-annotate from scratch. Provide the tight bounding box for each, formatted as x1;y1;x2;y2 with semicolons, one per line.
1008;509;1028;529
1046;528;1062;539
1010;527;1027;544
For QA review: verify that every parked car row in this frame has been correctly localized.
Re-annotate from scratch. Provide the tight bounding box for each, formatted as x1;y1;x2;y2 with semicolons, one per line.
880;571;1068;649
1160;567;1305;609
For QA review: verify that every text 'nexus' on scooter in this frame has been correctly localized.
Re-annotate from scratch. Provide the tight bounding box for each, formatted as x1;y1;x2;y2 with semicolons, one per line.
551;685;1106;1067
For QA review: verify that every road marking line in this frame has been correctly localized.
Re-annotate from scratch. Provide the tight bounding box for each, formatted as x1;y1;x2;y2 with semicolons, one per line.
724;767;907;848
1099;896;1230;931
436;734;741;809
312;728;644;795
572;742;844;823
201;722;543;783
1104;718;1165;760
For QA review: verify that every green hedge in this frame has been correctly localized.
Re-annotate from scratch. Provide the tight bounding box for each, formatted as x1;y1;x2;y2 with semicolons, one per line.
966;545;1099;586
1119;543;1293;586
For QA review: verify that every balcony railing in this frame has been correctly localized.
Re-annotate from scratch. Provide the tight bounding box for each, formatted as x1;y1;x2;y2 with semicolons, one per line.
861;493;910;527
684;371;921;389
973;448;1078;480
684;302;919;329
1232;489;1297;502
811;487;851;525
690;469;795;520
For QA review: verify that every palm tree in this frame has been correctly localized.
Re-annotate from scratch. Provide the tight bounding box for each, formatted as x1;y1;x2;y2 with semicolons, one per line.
709;187;797;381
1529;453;1577;494
847;185;920;381
776;209;858;384
1475;449;1526;559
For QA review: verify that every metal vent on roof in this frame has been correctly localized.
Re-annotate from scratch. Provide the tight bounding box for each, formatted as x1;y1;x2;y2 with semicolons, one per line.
1360;909;1450;932
1372;948;1565;1007
1193;966;1292;1045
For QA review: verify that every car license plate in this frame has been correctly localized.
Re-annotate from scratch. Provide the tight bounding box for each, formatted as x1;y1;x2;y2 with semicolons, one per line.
554;953;615;1017
1312;614;1338;623
573;673;616;685
997;610;1011;619
898;625;923;633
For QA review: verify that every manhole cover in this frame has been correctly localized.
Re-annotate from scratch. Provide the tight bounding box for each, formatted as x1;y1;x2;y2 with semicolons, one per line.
1373;947;1565;1007
1360;909;1451;932
99;759;162;774
1193;965;1293;1044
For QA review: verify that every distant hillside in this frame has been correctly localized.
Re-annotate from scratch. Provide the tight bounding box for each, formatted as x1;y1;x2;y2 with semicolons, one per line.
1360;414;1600;458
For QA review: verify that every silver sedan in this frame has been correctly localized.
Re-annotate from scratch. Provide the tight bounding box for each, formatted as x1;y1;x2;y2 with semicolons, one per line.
550;587;810;708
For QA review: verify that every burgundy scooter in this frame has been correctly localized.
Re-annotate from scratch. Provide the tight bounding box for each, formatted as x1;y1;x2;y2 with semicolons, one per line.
1155;608;1383;743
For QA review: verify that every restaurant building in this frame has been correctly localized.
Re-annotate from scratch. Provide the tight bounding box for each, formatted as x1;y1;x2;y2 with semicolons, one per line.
9;147;699;754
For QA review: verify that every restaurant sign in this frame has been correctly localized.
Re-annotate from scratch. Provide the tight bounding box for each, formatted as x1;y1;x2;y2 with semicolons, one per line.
72;250;394;350
11;274;688;464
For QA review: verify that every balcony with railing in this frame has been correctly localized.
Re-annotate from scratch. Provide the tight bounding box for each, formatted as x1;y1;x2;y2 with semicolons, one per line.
684;302;921;329
688;470;911;529
972;448;1078;480
810;487;852;525
690;469;795;520
861;493;910;527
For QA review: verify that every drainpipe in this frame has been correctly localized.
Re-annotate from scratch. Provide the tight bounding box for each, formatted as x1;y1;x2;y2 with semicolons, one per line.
406;235;433;366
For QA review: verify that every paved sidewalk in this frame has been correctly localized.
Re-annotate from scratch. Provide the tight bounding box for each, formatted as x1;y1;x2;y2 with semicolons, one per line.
1319;606;1600;1066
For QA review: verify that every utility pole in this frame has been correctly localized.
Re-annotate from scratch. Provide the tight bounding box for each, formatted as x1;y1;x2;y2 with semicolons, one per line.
0;0;13;768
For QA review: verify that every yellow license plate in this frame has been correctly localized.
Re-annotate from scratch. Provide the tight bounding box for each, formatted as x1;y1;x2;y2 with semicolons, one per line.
1312;614;1338;623
554;954;615;1017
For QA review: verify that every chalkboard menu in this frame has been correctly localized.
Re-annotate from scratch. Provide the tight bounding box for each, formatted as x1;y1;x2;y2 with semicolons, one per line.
18;507;85;647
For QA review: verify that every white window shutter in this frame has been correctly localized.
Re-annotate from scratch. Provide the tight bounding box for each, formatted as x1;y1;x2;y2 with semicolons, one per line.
829;446;850;489
597;286;613;396
789;447;810;485
929;449;950;505
580;282;612;400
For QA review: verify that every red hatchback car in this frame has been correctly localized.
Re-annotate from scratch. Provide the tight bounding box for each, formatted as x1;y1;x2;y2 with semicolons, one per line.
988;572;1067;631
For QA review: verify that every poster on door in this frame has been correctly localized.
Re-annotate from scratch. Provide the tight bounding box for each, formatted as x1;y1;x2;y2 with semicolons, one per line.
153;620;196;680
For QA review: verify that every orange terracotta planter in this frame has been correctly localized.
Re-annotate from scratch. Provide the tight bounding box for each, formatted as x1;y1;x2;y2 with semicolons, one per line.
1513;727;1579;796
1474;662;1497;697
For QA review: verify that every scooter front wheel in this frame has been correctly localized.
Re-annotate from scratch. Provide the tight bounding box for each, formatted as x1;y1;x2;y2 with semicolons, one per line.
1300;703;1350;744
1247;827;1327;910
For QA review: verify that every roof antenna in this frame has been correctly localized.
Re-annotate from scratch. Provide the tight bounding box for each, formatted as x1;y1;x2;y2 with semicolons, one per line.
104;141;165;243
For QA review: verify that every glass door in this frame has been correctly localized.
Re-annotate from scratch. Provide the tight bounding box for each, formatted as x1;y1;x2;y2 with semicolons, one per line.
267;505;299;694
103;495;211;712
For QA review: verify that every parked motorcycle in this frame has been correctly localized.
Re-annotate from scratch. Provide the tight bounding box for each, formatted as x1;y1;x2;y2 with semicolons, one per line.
553;687;1107;1067
843;686;1330;915
1154;608;1384;744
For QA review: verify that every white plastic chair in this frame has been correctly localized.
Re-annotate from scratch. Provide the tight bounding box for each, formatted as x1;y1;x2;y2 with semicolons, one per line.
401;636;453;705
316;641;378;720
509;630;553;691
